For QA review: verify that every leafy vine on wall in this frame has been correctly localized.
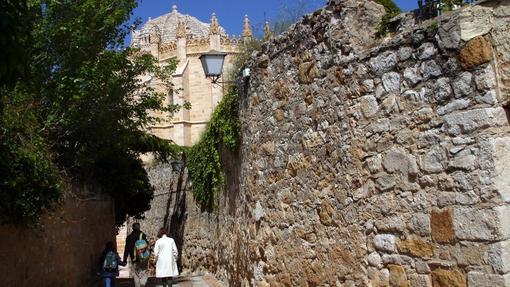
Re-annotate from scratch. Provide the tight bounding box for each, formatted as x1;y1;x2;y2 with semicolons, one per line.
187;91;240;210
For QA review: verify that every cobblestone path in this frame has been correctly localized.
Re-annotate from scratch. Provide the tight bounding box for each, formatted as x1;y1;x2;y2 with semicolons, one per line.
116;274;222;287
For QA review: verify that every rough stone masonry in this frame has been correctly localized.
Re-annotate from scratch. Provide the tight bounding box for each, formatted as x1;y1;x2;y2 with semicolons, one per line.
145;0;510;286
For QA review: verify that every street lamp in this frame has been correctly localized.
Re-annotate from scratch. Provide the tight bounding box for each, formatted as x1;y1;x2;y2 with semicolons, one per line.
199;50;227;84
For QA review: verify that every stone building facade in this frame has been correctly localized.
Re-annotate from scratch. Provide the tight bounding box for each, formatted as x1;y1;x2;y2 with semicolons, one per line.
118;6;253;269
131;5;250;146
145;0;510;286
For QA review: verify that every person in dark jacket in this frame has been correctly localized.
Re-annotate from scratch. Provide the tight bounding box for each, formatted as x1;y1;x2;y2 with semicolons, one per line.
98;241;124;287
123;222;149;287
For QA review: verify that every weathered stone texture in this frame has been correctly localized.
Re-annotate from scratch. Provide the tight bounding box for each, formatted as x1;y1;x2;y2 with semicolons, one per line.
490;239;510;275
140;1;510;285
460;4;493;41
431;269;466;287
443;107;507;135
467;271;510;287
397;239;434;258
388;264;409;287
460;0;510;104
136;164;177;239
460;36;494;69
453;207;506;241
431;209;455;243
491;137;510;203
409;274;432;287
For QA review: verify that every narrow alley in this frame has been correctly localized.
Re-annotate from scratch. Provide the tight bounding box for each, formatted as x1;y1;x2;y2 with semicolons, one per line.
116;275;222;287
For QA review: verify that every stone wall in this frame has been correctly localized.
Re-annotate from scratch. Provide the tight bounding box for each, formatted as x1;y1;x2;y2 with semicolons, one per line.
461;0;510;104
0;183;116;287
135;162;191;270
145;0;510;286
135;163;190;239
137;163;176;239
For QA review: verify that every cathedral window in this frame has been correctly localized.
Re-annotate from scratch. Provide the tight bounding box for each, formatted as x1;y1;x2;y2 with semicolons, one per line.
168;89;174;106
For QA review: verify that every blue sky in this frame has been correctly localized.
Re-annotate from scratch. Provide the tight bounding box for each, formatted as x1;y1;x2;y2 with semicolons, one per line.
128;0;418;42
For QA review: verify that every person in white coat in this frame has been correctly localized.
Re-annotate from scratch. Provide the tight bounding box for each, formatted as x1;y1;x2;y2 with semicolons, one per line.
154;228;179;287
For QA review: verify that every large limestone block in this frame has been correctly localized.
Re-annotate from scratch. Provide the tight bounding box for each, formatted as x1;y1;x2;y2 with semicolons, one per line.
491;3;510;104
382;254;414;266
467;272;510;287
437;99;471;116
443;107;507;135
490;137;510;203
409;214;431;237
460;5;493;42
448;149;477;171
376;216;406;233
453;206;510;241
495;205;510;240
489;239;510;274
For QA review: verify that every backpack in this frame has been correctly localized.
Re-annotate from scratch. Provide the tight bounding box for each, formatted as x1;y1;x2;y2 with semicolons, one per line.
134;233;150;263
103;251;118;272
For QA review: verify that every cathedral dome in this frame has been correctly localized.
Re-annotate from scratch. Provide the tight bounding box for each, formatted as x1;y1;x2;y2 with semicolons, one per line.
133;5;227;46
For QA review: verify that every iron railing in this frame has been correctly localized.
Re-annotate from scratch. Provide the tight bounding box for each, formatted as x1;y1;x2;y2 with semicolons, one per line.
417;0;476;20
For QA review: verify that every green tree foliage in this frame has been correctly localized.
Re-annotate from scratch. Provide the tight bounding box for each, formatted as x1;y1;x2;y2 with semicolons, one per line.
442;0;465;11
0;86;63;224
0;0;62;224
0;1;32;87
187;92;240;210
375;0;401;36
1;0;183;225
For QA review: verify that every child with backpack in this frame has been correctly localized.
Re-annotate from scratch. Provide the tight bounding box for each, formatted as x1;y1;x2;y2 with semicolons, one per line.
122;223;150;287
98;241;125;287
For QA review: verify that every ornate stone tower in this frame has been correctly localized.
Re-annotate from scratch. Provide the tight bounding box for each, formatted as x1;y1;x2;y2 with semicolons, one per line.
131;5;243;146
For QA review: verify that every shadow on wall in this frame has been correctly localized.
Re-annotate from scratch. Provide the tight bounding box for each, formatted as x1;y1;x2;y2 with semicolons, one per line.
0;183;116;287
167;161;189;271
220;143;242;216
